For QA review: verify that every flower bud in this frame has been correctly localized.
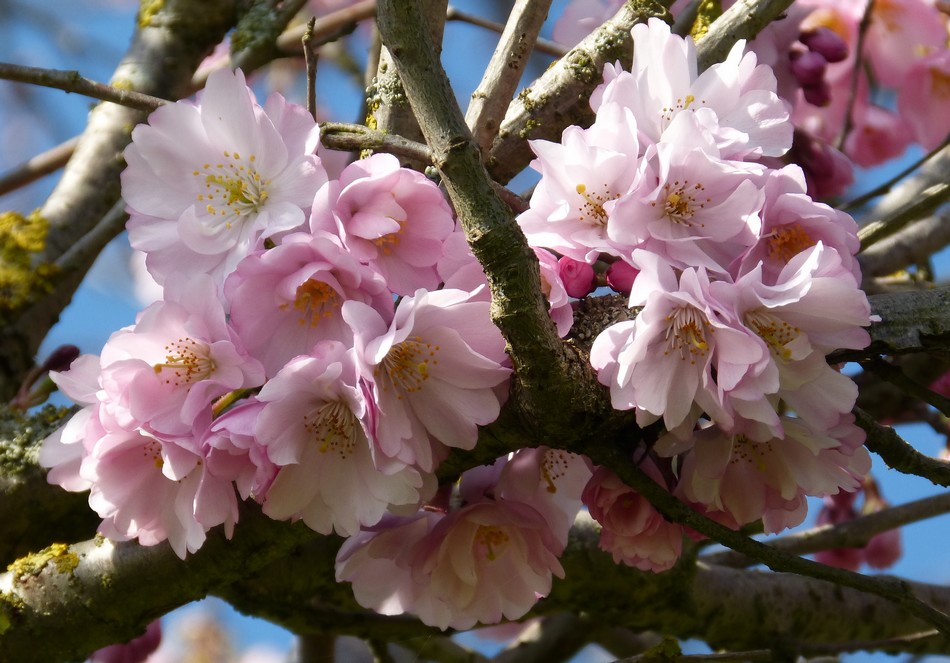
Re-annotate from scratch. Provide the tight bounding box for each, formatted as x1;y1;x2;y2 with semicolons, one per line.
800;27;848;63
605;260;639;296
557;256;596;298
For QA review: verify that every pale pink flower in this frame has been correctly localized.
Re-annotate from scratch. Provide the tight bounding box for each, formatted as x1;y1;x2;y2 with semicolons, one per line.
898;49;950;150
256;341;429;536
593;18;792;159
310;153;455;295
98;274;265;437
437;228;490;295
225;232;393;377
842;104;912;168
343;289;511;471
516;102;643;261
582;462;684;572
590;253;765;433
202;397;277;501
123;68;326;286
607;111;767;274
864;0;948;88
83;428;236;558
737;165;859;284
489;447;593;547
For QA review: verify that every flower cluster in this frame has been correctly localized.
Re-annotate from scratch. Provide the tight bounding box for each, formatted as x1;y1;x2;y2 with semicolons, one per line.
41;68;519;560
520;18;872;570
40;16;880;630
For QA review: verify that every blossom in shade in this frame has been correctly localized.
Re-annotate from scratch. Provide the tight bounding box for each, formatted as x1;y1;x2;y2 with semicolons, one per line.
343;288;511;471
582;462;685;572
123;68;326;286
336;502;565;630
225;232;393;377
255;341;430;536
657;415;870;533
813;491;864;571
90;620;162;663
202;397;277;501
310;153;455;295
898;49;950;150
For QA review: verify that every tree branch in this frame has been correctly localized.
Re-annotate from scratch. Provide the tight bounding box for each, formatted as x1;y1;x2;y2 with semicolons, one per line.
464;0;554;156
694;0;796;72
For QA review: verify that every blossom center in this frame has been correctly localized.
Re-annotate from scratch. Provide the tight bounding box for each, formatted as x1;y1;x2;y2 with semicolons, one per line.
731;435;773;473
660;94;701;123
303;401;358;458
372;219;406;256
153;337;215;387
664;306;711;363
475;525;509;562
379;336;440;397
142;438;164;470
194;151;270;225
541;449;575;494
653;180;709;226
745;310;800;361
575;183;618;227
767;224;814;264
285;279;340;328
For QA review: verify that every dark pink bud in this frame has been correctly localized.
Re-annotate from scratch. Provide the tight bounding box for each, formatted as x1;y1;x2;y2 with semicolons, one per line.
790;50;828;86
91;620;162;663
863;528;902;570
557;256;596;298
605;260;639;296
39;344;81;374
802;80;832;106
800;27;848;63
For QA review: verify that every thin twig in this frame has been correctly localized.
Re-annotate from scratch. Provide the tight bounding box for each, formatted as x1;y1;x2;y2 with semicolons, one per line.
303;17;319;121
856;408;950;487
445;6;567;57
0;135;79;198
0;62;168;111
862;358;950;418
617;650;773;663
845;134;950;211
836;0;874;152
318;121;529;213
276;0;377;54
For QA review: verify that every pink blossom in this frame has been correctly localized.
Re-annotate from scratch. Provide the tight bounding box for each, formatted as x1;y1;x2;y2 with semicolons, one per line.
202;397;277;501
123;68;326;286
98;274;265;437
842;104;912;168
582;463;684;572
343;289;511;471
225;232;393;377
437;228;490;294
310;153;455;295
737;165;859;284
814;491;864;571
864;0;948;88
255;341;430;536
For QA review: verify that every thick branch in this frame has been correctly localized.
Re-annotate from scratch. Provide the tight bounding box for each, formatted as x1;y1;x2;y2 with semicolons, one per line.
694;0;796;71
859;212;950;280
376;0;637;446
0;508;319;662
